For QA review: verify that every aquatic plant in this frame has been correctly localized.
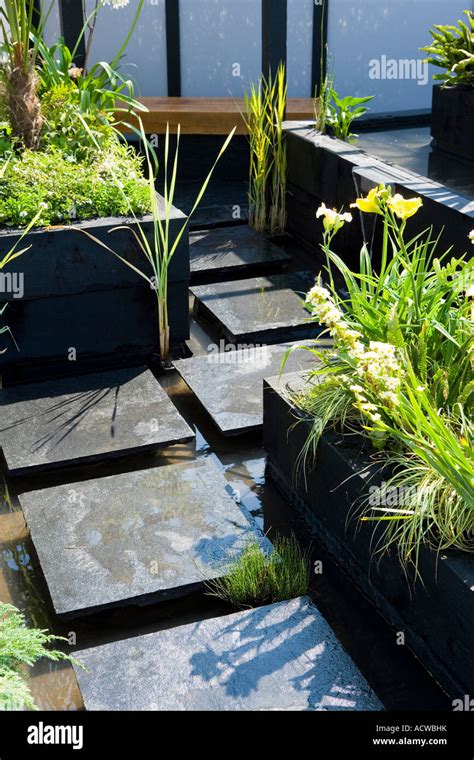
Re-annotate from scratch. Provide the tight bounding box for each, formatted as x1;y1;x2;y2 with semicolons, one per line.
244;63;288;237
205;536;309;609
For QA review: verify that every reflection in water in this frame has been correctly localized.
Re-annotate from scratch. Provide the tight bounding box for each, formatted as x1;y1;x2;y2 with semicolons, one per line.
0;480;84;710
357;127;474;202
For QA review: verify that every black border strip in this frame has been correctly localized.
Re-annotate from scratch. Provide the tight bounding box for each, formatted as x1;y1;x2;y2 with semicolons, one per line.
312;0;328;94
58;0;86;67
262;0;287;80
165;0;181;97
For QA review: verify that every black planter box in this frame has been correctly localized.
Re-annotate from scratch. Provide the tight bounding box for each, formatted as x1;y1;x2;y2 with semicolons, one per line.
431;85;474;161
0;196;190;379
263;372;474;700
284;123;474;265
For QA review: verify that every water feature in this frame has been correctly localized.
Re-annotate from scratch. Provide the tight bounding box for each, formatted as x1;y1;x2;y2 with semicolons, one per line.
0;304;451;711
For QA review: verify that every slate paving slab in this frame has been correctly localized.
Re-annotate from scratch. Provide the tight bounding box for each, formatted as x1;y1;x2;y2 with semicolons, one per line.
73;596;383;711
0;367;194;476
191;271;319;345
19;459;268;617
190;226;291;284
174;341;328;436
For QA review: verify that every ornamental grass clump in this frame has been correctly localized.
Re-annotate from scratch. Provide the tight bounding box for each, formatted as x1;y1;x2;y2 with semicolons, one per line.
286;185;474;574
243;63;287;237
205;536;309;610
243;78;273;234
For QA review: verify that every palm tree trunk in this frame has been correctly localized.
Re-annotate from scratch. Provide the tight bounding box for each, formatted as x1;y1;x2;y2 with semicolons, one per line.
7;45;43;150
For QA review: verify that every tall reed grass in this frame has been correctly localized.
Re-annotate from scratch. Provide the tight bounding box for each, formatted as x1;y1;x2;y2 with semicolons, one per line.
243;63;287;237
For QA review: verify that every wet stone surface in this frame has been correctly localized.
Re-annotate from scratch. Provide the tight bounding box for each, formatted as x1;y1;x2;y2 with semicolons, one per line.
0;367;194;476
191;271;319;345
164;180;249;228
174;341;325;435
73;596;383;711
190;226;291;283
19;459;267;617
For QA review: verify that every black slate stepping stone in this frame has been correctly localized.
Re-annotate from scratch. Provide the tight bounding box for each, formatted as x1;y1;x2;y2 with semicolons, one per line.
191;271;319;345
19;459;268;617
160;180;249;229
73;597;383;711
0;367;194;476
174;341;326;436
190;226;291;284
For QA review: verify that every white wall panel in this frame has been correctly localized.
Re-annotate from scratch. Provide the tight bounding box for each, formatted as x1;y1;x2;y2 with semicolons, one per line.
180;0;262;97
84;0;167;97
327;0;473;113
287;0;313;97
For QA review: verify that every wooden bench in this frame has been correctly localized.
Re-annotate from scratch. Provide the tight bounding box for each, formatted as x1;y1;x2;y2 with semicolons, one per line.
118;97;315;135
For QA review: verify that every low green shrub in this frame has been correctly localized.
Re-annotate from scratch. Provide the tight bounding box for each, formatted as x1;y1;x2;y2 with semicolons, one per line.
0;603;74;710
205;536;309;610
0;1;150;228
0;140;151;228
40;82;115;162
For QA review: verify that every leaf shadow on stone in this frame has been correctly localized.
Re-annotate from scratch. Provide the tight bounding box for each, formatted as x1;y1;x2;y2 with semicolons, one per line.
188;598;378;710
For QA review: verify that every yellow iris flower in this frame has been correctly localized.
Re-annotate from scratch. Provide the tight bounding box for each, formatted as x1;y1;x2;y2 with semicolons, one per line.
387;194;423;220
351;188;383;215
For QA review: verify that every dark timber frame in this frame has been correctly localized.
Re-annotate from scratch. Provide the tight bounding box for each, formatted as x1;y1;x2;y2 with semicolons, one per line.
312;0;329;94
58;0;86;68
262;0;287;81
165;0;182;96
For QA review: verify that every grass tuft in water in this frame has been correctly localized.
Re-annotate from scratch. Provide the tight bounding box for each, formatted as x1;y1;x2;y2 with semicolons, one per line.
205;535;309;610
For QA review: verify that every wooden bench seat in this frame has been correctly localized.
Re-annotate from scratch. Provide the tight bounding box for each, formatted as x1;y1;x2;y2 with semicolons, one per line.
118;97;315;135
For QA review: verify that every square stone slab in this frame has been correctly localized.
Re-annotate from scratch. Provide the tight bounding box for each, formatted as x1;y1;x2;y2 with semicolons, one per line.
73;596;383;711
191;271;319;345
19;459;267;617
174;341;328;436
0;367;194;476
190;226;291;284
